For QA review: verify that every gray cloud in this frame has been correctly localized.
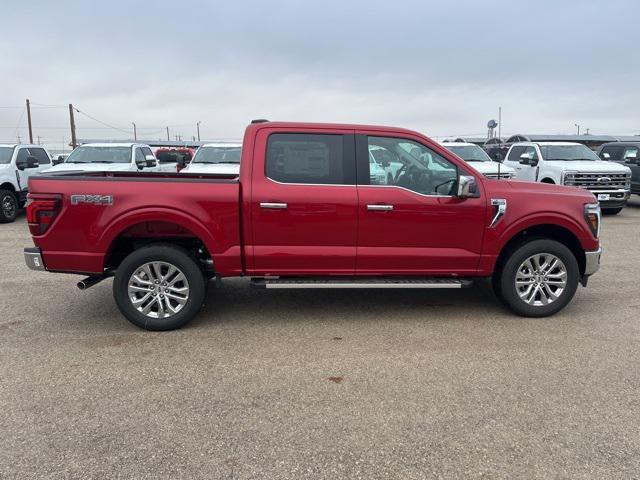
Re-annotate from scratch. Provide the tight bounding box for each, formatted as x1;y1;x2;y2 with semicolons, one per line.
1;0;638;149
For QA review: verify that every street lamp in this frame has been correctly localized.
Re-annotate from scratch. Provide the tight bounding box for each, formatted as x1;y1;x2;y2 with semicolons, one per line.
196;121;201;142
574;123;580;135
132;122;137;140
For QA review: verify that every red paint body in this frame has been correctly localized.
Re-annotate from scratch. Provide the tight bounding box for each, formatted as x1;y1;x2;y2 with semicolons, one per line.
27;122;599;278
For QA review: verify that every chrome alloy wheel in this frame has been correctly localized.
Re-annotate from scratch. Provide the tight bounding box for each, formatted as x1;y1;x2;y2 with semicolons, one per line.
2;193;16;218
515;253;567;306
127;261;189;318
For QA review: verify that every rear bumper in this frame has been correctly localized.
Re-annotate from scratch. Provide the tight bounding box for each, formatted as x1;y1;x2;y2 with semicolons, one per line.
24;247;46;271
584;246;602;276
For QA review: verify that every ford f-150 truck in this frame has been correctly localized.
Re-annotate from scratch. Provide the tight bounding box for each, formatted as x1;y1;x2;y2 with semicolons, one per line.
24;121;603;330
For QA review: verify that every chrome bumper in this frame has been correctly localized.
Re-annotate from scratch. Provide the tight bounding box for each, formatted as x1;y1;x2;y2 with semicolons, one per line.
24;247;46;271
584;246;603;276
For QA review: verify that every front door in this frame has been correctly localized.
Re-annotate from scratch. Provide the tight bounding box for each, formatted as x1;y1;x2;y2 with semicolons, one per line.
355;134;487;275
250;129;358;275
15;147;51;191
505;145;539;182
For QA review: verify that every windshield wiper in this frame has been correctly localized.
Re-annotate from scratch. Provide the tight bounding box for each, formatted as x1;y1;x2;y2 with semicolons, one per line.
92;161;115;163
217;161;240;164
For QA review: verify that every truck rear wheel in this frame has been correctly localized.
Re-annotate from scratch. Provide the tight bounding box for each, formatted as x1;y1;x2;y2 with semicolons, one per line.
495;239;579;317
0;189;18;223
113;244;206;330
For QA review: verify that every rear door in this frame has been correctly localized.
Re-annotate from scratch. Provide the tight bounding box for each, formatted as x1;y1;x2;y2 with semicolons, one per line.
249;128;358;275
355;133;486;275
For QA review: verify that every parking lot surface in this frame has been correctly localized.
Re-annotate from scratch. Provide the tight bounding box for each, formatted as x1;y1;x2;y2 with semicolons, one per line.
1;199;640;479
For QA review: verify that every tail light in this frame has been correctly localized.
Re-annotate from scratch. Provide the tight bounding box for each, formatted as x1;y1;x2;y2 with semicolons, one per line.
27;194;61;235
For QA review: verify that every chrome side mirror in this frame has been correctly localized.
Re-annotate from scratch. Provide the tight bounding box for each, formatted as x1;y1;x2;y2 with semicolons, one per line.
457;175;480;198
602;152;611;160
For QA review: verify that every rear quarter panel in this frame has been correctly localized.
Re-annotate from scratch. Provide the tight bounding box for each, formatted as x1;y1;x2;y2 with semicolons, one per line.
28;176;241;275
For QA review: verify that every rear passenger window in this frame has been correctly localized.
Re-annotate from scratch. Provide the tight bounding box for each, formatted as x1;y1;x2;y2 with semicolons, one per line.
266;133;354;185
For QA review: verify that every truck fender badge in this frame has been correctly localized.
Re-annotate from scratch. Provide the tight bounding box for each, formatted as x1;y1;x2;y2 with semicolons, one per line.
490;198;507;227
70;194;113;205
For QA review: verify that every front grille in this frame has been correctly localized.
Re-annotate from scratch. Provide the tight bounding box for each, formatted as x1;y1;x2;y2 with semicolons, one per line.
564;172;631;190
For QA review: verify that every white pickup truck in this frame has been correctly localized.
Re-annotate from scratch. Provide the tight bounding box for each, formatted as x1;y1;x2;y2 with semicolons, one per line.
0;144;53;222
45;143;175;174
442;142;516;179
180;143;242;174
504;142;632;214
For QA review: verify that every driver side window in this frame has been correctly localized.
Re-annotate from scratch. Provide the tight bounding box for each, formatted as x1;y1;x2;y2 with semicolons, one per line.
367;136;458;196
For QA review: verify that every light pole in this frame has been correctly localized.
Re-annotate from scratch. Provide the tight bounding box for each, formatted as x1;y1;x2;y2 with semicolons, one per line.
132;122;137;140
196;121;201;141
574;123;580;135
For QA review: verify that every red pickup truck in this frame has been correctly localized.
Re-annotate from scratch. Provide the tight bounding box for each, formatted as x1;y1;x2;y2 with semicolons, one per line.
24;120;602;330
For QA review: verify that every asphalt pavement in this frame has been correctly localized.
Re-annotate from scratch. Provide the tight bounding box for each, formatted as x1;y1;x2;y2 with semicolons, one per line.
1;198;639;479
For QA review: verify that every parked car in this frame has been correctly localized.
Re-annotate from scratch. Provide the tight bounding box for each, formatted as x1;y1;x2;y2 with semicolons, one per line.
180;143;242;174
44;143;171;173
368;145;404;184
155;147;195;172
597;142;640;195
503;142;632;215
25;120;602;330
0;144;52;222
483;137;511;161
443;142;516;179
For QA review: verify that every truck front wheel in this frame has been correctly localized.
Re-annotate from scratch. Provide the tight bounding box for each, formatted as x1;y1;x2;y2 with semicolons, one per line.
495;239;579;317
0;189;18;223
113;244;206;330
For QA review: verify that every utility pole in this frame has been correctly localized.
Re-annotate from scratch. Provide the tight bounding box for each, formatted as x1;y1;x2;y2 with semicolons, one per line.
132;122;137;140
166;127;170;141
26;99;34;144
37;135;41;144
197;121;201;141
585;128;590;135
69;104;77;148
574;123;580;135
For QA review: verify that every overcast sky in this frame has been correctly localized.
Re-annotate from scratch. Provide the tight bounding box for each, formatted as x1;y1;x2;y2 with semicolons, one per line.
1;0;639;150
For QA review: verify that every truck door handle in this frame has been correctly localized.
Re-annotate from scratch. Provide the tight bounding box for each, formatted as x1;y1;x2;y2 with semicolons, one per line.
260;202;288;209
367;204;394;211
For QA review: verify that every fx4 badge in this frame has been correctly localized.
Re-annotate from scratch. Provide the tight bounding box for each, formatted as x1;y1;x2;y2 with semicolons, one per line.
70;194;113;206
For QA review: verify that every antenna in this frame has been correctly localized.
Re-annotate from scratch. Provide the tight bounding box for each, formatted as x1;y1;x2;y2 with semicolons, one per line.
497;107;502;179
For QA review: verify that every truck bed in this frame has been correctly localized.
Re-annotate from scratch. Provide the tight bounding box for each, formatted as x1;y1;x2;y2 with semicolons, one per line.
28;171;243;276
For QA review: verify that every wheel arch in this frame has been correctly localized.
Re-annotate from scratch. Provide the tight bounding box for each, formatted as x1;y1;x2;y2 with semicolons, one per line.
540;178;556;184
101;208;219;274
0;182;16;192
495;224;586;276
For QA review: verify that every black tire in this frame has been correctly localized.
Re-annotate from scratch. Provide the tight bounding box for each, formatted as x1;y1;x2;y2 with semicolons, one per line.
0;189;18;223
495;239;579;317
602;207;622;215
113;244;207;330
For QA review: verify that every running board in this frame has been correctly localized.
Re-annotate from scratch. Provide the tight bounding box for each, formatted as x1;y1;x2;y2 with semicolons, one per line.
251;277;473;289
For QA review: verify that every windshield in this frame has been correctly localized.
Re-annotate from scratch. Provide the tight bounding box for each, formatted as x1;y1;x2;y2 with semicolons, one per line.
65;146;132;164
192;146;241;164
0;146;15;164
540;145;600;161
445;145;491;162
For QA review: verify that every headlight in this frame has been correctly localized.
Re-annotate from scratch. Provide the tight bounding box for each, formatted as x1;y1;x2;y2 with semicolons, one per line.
584;203;601;238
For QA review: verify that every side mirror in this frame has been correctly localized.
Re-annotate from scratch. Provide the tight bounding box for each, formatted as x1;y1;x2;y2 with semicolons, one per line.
52;155;64;166
624;154;637;164
602;152;611;160
519;153;530;165
457;175;480;198
145;155;157;168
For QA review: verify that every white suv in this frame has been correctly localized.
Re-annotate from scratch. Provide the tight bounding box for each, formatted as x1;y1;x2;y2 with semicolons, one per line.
0;144;53;223
44;143;173;174
504;142;632;214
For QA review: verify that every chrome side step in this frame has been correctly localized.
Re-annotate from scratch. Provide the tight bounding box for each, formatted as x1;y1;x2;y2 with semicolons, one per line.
251;277;473;289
